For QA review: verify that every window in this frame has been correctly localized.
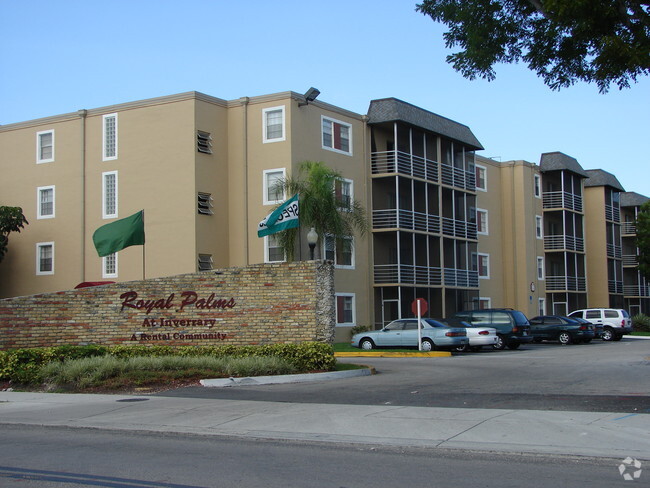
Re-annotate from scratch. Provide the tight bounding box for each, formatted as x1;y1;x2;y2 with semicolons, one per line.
263;168;285;205
37;186;55;219
475;165;487;191
538;298;546;316
36;242;54;275
324;235;354;268
265;235;285;263
476;208;488;235
336;294;356;325
36;130;54;163
102;171;118;219
103;114;117;160
536;215;543;239
198;192;214;215
103;253;117;278
322;116;351;155
537;256;545;280
198;254;213;271
197;131;212;154
335;178;353;210
473;252;490;278
534;174;541;198
474;297;491;309
263;106;285;143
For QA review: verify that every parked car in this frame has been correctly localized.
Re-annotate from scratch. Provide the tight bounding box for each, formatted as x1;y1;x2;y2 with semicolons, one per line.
449;321;498;352
571;316;603;339
567;308;632;341
447;308;533;350
529;315;596;345
351;318;469;351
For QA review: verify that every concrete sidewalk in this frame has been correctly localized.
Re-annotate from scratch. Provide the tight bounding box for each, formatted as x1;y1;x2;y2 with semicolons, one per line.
1;391;648;460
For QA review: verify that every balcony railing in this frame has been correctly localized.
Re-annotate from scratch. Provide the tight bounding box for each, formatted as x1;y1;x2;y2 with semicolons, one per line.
443;268;479;288
622;254;638;266
544;234;585;252
605;204;621;223
608;280;624;294
542;191;583;212
442;217;477;240
622;222;636;235
606;243;622;259
440;163;475;191
623;284;650;297
371;150;438;182
546;275;587;291
374;264;442;286
372;209;441;234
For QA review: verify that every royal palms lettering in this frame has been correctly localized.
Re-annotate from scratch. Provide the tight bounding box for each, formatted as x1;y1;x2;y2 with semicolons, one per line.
120;291;236;315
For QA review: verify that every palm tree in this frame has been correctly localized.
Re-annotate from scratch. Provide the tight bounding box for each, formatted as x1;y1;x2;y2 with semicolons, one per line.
273;161;368;261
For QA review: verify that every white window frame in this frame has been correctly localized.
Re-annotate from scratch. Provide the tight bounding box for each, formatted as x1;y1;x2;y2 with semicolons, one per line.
263;168;286;205
262;106;286;143
37;185;55;219
36;242;54;275
321;115;352;155
476;297;491;309
535;215;543;239
537;256;545;280
103;253;118;278
265;235;286;263
475;164;487;192
102;171;118;219
36;130;55;164
476;208;489;235
335;293;356;326
102;113;118;161
324;234;355;269
538;298;546;316
534;174;542;198
474;252;490;279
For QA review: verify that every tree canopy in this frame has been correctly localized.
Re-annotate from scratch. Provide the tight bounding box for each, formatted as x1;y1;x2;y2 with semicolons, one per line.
416;0;650;92
636;200;650;280
272;161;368;262
0;206;29;263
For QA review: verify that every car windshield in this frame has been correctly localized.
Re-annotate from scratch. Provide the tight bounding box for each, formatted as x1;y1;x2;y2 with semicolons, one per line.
423;319;449;328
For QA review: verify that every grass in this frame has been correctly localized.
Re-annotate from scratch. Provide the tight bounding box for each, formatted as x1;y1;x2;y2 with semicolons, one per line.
631;331;650;336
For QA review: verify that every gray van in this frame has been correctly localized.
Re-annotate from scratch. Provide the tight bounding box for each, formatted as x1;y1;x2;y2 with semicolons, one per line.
449;308;533;350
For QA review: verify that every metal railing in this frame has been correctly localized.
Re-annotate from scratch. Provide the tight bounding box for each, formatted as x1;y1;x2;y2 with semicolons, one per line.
545;275;587;291
608;280;624;294
605;204;621;223
374;264;443;286
443;268;479;288
622;222;637;235
441;217;477;240
371;150;438;182
622;254;638;266
623;284;650;297
544;234;585;252
542;191;583;212
372;209;441;233
606;243;622;259
440;163;475;190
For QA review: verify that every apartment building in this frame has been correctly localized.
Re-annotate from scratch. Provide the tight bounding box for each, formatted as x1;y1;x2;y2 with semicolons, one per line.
621;192;650;315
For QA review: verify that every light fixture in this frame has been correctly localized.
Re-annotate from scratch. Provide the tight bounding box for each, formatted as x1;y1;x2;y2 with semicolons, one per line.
307;227;318;260
298;87;320;107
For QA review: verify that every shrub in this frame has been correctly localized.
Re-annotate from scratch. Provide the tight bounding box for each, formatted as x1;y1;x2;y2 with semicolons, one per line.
632;313;650;332
350;324;372;336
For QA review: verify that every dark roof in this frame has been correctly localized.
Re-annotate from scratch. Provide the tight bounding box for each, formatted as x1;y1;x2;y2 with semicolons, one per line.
584;169;625;191
621;191;649;207
367;98;483;150
539;152;589;177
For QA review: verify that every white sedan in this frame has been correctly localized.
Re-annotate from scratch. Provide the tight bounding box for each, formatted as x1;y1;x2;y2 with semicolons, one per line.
447;321;498;352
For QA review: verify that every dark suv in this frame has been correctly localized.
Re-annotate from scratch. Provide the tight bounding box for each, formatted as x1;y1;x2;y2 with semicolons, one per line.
448;308;533;350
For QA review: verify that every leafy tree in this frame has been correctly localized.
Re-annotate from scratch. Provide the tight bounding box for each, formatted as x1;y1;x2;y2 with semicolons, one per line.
0;206;29;263
636;200;650;280
273;161;368;261
416;0;650;92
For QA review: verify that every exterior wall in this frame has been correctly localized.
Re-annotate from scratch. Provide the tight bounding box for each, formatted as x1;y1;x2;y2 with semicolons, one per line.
584;187;610;306
0;262;335;350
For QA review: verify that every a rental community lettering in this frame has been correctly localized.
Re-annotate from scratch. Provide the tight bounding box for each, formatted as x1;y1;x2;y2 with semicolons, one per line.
121;291;235;343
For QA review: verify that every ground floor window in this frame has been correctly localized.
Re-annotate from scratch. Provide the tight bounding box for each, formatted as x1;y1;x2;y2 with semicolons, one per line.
336;293;355;325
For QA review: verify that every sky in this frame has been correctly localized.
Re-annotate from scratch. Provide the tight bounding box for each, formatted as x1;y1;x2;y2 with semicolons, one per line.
1;0;648;195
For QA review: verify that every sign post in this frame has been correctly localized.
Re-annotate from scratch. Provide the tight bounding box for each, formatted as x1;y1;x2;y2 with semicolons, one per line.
411;298;428;351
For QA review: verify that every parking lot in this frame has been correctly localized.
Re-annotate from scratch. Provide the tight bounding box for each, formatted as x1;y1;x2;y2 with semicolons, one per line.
160;336;650;414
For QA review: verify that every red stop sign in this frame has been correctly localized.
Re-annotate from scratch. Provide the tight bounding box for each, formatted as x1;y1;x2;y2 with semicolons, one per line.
411;298;428;316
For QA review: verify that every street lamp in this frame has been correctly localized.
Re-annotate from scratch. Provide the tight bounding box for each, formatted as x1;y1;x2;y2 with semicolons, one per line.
307;227;318;260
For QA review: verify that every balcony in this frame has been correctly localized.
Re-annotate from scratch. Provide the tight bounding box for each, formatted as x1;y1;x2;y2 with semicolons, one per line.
546;275;587;292
440;163;475;191
606;243;622;259
608;280;624;294
622;254;638;266
441;217;477;240
371;150;438;182
624;284;650;297
374;264;442;286
372;209;441;234
605;204;621;223
622;222;636;235
443;268;479;288
544;234;584;252
542;191;583;212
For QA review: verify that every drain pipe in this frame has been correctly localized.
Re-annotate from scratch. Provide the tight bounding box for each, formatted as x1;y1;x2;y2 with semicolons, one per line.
78;109;87;281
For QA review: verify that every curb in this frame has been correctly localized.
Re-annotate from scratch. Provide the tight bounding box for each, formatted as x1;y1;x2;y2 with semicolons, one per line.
335;351;452;358
200;367;373;388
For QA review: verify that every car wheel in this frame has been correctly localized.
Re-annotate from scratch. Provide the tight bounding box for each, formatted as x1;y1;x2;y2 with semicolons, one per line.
421;339;435;352
507;342;520;350
558;332;572;345
601;328;614;341
359;338;375;350
492;335;506;350
454;343;469;352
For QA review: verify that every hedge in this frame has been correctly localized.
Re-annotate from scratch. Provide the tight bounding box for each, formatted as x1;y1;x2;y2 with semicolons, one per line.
0;342;336;384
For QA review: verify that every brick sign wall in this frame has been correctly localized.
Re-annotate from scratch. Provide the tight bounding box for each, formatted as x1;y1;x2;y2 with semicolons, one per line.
0;261;335;350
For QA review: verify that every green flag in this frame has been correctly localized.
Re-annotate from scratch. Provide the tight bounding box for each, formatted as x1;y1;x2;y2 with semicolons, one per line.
258;194;299;237
93;210;145;257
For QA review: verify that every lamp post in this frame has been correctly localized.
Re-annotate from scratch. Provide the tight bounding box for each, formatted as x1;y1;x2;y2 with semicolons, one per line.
307;227;318;260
